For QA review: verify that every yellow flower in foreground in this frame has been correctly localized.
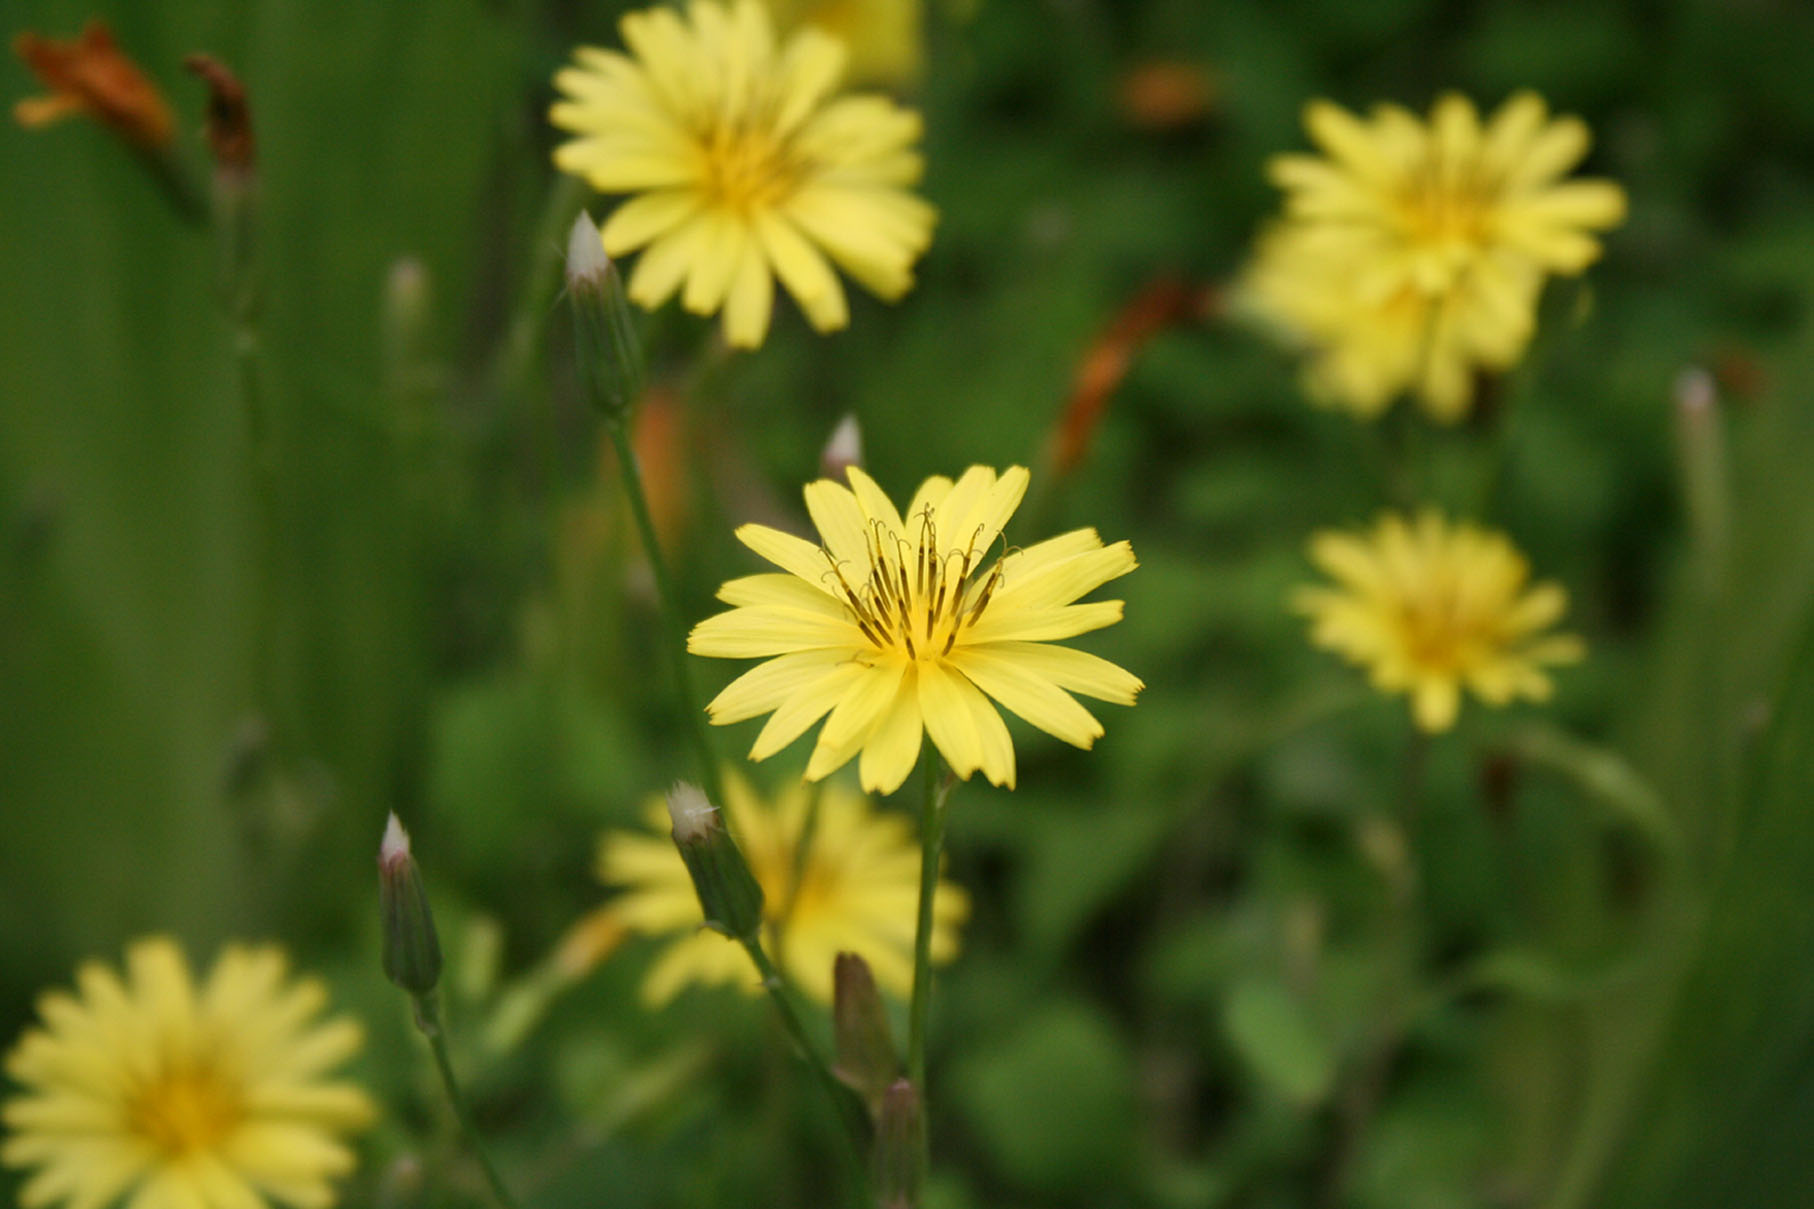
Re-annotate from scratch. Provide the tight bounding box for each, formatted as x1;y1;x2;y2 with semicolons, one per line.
1244;91;1625;421
764;0;923;86
3;937;372;1209
690;465;1142;793
549;0;936;348
1294;511;1584;732
598;776;968;1004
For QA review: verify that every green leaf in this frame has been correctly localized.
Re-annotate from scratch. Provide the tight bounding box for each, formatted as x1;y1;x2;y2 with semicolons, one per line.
1222;976;1336;1107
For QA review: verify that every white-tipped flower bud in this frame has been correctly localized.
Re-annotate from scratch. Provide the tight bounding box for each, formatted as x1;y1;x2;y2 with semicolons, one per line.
566;211;644;423
378;813;442;995
820;414;864;482
666;782;765;941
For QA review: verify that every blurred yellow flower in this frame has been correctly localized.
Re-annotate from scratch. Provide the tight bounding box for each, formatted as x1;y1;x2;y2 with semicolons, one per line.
549;0;936;348
763;0;923;86
1241;222;1541;420
1242;92;1625;421
3;937;372;1209
689;465;1142;793
1294;511;1584;732
597;775;968;1004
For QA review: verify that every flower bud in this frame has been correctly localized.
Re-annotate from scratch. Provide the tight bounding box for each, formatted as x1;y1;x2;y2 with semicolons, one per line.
874;1078;923;1209
666;783;765;942
567;211;644;423
820;414;864;482
832;951;899;1117
378;813;442;995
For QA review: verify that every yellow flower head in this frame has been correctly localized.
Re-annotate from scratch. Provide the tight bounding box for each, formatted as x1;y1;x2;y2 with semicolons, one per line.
689;464;1142;794
549;0;936;348
1240;222;1541;421
598;775;968;1004
763;0;923;86
1243;91;1625;421
1294;511;1585;732
3;937;373;1209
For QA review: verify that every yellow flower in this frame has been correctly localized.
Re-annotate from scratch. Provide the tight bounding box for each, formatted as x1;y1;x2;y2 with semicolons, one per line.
597;775;968;1004
762;0;923;86
549;0;936;349
1294;511;1585;732
1240;222;1541;420
689;464;1142;793
1244;91;1625;421
2;937;372;1209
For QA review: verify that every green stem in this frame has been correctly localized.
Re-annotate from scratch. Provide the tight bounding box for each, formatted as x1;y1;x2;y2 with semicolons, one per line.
414;992;524;1209
739;937;873;1193
907;752;951;1195
494;174;589;399
603;418;728;811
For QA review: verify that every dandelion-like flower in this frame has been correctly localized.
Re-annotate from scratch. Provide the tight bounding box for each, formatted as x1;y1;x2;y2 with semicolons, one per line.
597;775;968;1004
3;937;373;1209
1242;92;1625;420
549;0;936;348
1294;511;1585;732
689;464;1142;793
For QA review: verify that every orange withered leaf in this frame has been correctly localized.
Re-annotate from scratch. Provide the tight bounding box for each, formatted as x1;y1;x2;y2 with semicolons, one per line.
13;20;174;148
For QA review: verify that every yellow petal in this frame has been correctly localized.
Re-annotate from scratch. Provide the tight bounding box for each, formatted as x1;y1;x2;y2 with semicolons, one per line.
945;647;1103;749
689;607;864;657
857;666;924;794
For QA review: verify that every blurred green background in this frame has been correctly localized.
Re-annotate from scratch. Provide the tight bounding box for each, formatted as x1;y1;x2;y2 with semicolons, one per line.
5;0;1814;1206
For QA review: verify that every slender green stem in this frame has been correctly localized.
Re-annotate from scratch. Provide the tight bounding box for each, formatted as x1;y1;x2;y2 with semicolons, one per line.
739;936;873;1197
495;174;589;399
907;751;951;1199
603;418;727;811
414;992;524;1209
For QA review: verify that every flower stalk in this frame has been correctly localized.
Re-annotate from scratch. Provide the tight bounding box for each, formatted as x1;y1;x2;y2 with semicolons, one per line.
907;753;954;1193
377;816;523;1209
566;213;727;811
661;785;874;1173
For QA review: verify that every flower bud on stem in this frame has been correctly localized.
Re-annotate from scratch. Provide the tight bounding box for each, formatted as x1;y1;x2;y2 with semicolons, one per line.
376;815;521;1209
833;952;900;1119
564;213;727;811
875;1079;925;1209
379;814;442;995
566;211;644;425
666;783;765;942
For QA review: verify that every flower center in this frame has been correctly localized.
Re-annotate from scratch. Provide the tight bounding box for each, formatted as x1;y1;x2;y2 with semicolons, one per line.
700;121;801;214
1397;166;1496;273
1398;588;1491;674
127;1062;240;1156
823;513;1004;663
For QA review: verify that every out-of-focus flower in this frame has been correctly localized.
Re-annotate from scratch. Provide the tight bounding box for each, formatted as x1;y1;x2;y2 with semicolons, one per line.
689;465;1142;793
13;21;173;148
1294;511;1584;732
1241;92;1625;421
2;937;373;1209
549;0;935;348
596;775;968;1004
763;0;923;86
1239;222;1542;420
